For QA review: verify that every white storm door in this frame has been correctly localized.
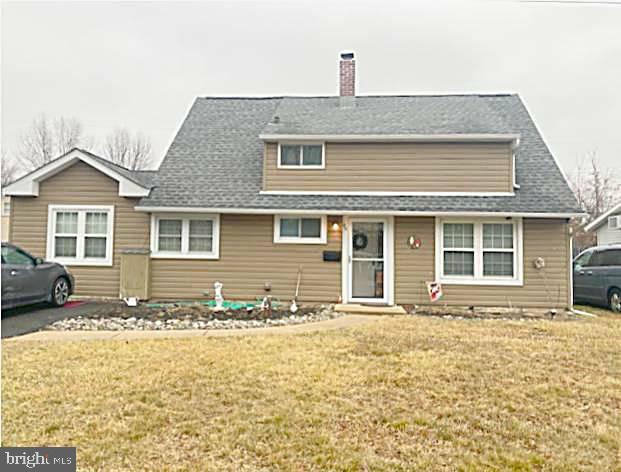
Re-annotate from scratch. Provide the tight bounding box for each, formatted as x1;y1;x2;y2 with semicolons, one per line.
348;219;389;304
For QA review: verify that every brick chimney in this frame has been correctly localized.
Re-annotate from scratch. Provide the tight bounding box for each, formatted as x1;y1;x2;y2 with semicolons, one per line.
339;52;355;97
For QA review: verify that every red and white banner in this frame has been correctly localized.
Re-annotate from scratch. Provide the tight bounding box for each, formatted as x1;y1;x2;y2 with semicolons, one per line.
426;281;443;303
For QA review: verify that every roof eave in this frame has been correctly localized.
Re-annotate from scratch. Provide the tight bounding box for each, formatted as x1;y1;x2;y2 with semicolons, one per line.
584;202;621;231
134;205;582;219
258;133;521;143
4;149;151;198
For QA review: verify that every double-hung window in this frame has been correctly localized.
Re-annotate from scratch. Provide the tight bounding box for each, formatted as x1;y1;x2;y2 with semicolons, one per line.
278;143;324;168
274;215;327;244
151;214;219;259
47;205;114;265
436;218;522;285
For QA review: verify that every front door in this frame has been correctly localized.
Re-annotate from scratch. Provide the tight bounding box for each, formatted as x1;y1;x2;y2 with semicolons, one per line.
348;218;389;304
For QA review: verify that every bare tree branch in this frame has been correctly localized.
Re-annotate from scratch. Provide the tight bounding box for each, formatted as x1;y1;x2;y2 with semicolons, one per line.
17;115;85;169
103;128;152;170
1;150;19;187
54;116;83;155
568;151;620;221
18;115;53;169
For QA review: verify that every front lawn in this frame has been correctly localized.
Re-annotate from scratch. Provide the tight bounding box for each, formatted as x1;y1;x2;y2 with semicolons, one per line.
3;315;620;470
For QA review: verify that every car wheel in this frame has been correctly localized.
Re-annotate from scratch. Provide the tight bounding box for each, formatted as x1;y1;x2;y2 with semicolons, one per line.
51;277;70;307
609;288;621;313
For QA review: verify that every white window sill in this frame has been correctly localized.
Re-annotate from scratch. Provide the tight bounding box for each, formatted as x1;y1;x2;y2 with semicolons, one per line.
277;165;325;170
150;252;219;260
51;258;113;267
439;277;523;287
274;238;326;245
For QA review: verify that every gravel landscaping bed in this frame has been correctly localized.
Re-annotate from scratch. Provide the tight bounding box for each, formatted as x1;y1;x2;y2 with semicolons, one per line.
404;304;583;321
47;303;340;331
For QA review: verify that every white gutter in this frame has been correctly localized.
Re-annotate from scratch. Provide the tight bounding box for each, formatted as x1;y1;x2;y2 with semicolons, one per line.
571;309;597;318
259;190;516;197
259;133;521;143
134;206;583;219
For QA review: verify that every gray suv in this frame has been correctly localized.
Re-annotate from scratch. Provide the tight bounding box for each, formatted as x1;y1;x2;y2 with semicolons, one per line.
573;244;621;312
1;243;75;310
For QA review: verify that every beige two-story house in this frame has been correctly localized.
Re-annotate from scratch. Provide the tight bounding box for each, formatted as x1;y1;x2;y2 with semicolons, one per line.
5;53;582;308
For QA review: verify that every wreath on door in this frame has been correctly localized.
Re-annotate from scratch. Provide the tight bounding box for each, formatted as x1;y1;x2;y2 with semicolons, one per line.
352;232;368;251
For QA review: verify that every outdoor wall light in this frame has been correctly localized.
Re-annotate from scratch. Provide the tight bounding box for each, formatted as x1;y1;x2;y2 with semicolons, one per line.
331;222;341;231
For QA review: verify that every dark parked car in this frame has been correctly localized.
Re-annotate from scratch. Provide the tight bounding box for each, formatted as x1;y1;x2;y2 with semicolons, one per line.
573;244;621;312
1;243;74;310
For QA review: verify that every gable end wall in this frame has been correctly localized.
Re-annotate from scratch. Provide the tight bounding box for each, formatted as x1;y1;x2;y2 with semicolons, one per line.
9;161;150;297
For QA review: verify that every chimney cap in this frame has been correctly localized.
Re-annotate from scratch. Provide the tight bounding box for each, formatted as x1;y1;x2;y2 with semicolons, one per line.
340;52;354;60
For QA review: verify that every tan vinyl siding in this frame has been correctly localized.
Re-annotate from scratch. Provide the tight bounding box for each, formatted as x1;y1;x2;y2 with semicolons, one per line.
395;217;570;308
394;217;437;304
264;142;513;193
10;161;150;298
1;218;9;242
150;215;342;302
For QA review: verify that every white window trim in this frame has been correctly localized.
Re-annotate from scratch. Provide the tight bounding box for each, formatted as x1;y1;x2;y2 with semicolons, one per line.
435;217;523;286
273;215;327;244
512;151;520;189
277;142;325;169
2;197;10;216
46;204;115;266
608;216;620;230
150;213;220;259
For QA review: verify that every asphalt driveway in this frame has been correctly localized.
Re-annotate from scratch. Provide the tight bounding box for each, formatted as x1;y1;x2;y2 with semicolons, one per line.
1;301;106;338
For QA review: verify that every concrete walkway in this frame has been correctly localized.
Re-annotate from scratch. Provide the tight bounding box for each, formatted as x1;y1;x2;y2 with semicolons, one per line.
5;314;383;343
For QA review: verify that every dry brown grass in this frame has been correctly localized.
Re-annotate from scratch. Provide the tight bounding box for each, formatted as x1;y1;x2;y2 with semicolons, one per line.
3;314;621;471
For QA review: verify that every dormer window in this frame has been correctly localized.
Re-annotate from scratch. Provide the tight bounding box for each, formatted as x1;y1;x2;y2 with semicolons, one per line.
278;143;324;169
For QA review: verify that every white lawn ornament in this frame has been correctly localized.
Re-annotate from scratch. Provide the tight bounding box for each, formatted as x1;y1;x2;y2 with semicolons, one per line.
123;297;138;307
214;281;224;311
260;295;272;314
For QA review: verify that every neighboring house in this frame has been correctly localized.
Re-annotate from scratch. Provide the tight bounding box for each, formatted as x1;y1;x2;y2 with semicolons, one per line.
5;53;582;308
1;195;10;242
584;202;621;246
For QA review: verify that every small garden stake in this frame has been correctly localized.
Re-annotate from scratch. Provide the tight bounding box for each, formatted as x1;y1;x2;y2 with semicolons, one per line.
290;267;302;313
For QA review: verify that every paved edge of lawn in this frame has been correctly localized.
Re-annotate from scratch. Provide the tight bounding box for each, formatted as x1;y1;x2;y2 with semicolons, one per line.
4;314;385;343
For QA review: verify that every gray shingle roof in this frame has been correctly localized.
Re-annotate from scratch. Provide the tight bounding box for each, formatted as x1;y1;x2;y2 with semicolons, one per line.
79;149;156;188
262;95;510;135
139;94;581;214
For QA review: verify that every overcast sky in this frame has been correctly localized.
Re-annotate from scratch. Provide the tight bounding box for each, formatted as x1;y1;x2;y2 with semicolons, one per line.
2;0;620;175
